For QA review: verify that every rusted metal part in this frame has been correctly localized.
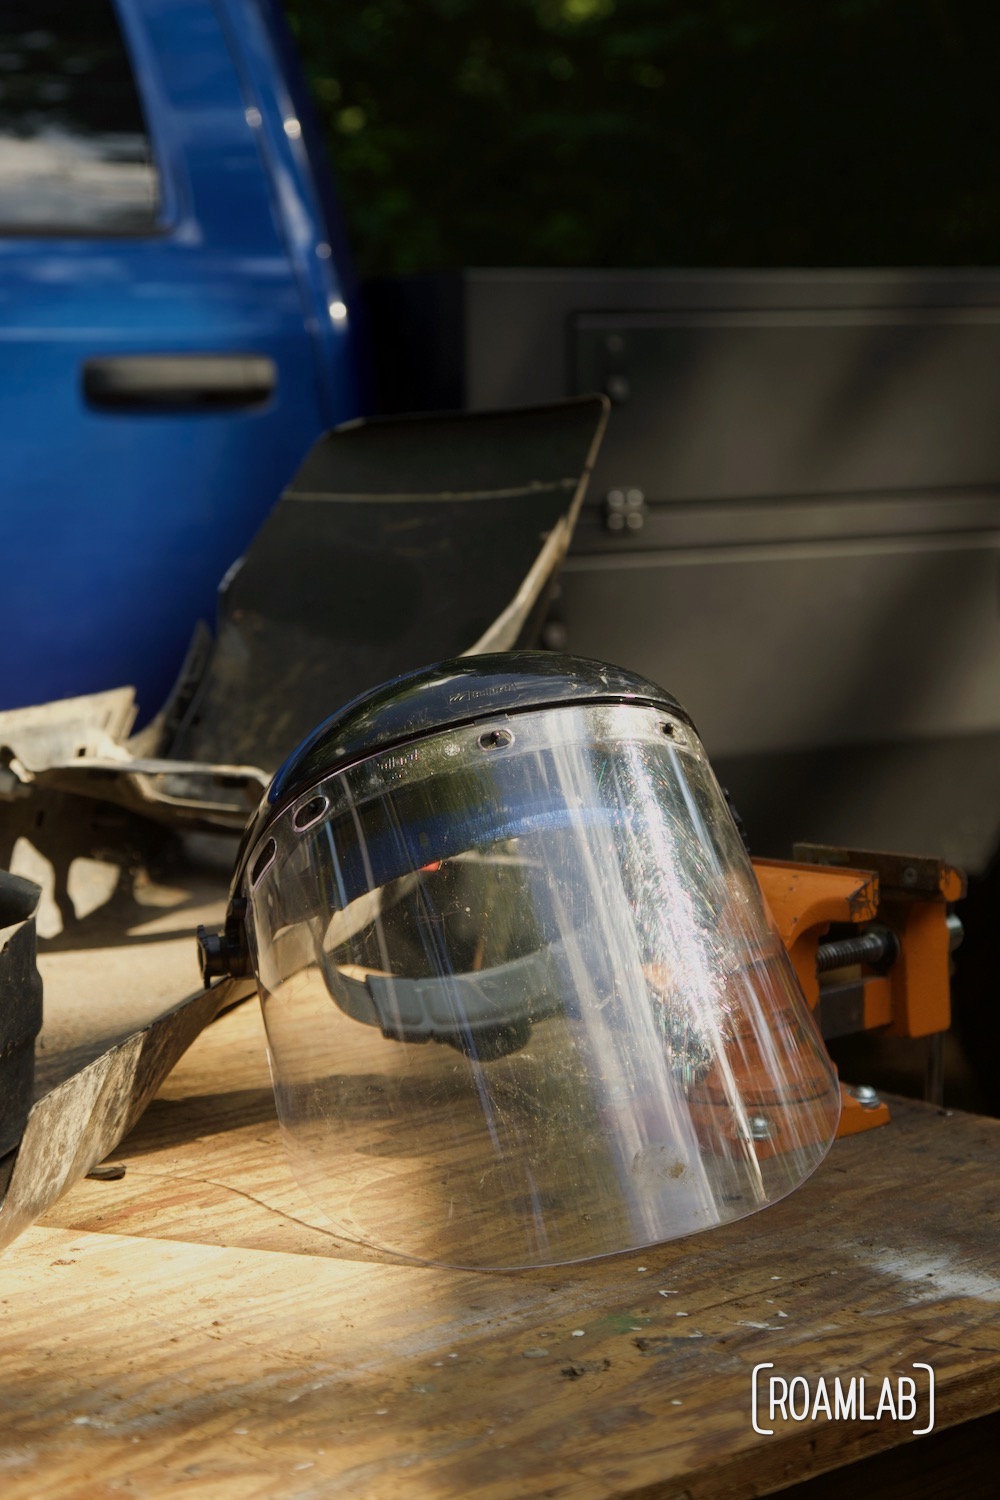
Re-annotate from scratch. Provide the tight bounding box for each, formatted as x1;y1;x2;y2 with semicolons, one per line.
0;872;42;1159
0;692;265;833
0;974;252;1254
25;755;267;831
0;688;137;770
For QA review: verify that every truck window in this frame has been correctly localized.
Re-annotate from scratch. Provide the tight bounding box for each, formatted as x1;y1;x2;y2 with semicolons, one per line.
0;1;159;234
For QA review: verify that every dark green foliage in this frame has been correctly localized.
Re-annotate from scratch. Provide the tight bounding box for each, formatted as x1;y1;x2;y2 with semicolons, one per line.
285;0;1000;274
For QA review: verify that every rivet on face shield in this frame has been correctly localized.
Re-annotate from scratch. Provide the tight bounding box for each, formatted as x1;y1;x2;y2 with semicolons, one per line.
478;727;513;750
660;722;674;736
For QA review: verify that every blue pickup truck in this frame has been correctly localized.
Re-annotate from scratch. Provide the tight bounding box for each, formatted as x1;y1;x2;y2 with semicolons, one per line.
0;0;364;716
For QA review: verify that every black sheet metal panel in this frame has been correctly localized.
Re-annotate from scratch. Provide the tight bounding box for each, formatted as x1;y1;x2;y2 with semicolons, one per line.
0;872;42;1159
571;307;1000;506
557;538;1000;873
364;270;1000;872
169;399;607;773
713;731;1000;880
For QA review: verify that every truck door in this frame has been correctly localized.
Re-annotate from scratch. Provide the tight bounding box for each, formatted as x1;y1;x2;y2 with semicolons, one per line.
0;0;361;717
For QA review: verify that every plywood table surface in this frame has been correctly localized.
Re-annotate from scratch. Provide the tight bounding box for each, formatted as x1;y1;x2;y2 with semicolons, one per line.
3;992;1000;1499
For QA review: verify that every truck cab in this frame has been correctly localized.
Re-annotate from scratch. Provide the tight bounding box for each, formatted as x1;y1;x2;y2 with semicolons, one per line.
0;0;363;716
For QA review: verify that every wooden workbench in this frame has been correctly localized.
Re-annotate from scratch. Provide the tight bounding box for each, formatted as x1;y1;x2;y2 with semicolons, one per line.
1;978;997;1500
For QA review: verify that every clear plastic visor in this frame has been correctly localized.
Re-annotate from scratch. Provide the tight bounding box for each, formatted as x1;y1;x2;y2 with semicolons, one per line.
248;703;840;1269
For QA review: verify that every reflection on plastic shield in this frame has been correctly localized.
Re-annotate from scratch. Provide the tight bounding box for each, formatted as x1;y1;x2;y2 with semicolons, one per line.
249;703;841;1269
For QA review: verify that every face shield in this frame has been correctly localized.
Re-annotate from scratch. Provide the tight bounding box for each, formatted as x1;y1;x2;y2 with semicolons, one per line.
235;664;840;1271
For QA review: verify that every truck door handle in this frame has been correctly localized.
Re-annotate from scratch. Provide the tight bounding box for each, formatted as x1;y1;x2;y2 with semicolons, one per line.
82;354;277;410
